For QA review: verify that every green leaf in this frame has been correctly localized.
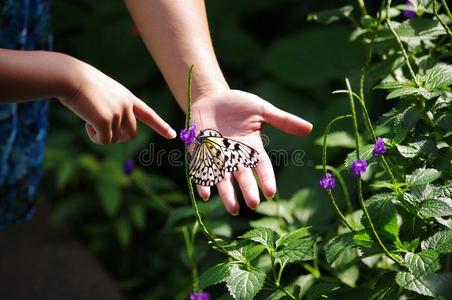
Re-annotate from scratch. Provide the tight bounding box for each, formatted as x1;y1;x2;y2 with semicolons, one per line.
306;282;342;300
263;26;365;88
240;227;275;248
396;139;436;158
353;231;375;248
226;265;266;300
374;80;406;90
406;168;442;186
386;87;422;99
275;227;311;249
228;241;266;262
274;235;316;263
307;5;354;25
369;273;398;300
315;131;357;149
393;106;421;143
419;199;452;218
361;193;400;245
421;230;452;254
396;272;452;297
404;250;440;277
199;262;231;290
256;201;293;224
423;64;452;91
344;144;374;168
129;204;146;230
97;182;122;217
325;232;356;264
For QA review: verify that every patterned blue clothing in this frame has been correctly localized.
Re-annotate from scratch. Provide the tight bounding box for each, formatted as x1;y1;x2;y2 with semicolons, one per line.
0;0;51;228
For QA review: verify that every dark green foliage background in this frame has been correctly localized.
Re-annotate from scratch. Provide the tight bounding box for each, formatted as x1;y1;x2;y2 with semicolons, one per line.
40;0;451;299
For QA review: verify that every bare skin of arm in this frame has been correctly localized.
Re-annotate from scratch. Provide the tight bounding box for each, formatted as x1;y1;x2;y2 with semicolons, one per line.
0;49;176;143
125;0;313;215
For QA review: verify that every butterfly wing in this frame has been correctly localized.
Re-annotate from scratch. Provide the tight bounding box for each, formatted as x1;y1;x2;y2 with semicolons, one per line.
206;136;259;170
189;141;225;186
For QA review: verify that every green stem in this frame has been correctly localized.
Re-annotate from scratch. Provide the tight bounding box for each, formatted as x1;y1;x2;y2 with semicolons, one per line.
184;65;235;260
182;226;199;292
333;89;397;184
321;114;355;231
316;165;352;213
356;0;368;16
434;0;452;38
347;79;402;265
440;0;452;23
385;0;420;86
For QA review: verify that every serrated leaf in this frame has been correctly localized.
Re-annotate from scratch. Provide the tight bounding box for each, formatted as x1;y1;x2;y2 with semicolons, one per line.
374;81;406;90
325;232;356;264
362;193;400;245
419;199;452;218
226;265;266;300
404;251;440;277
353;231;375;248
423;64;452;91
393;106;421;143
396;271;434;296
396;139;436;158
421;230;452;254
228;241;266;262
344;144;374;168
307;5;354;24
199;262;231;289
406;168;441;186
275;227;310;249
386;87;421;99
396;272;452;297
274;235;316;263
240;227;275;248
369;273;398;300
256;201;294;224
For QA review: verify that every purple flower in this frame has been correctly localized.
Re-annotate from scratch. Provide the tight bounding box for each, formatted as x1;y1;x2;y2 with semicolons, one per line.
122;159;135;176
180;123;197;146
320;172;336;190
351;159;368;177
402;1;417;19
189;292;210;300
372;137;386;157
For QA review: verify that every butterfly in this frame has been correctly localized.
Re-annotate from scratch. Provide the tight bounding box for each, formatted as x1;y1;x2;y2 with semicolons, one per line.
189;129;259;187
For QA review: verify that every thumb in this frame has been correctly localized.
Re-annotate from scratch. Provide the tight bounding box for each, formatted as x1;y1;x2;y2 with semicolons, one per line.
263;103;313;136
133;97;176;139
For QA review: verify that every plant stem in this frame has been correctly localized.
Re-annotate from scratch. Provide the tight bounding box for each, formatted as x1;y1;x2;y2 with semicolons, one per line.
441;0;452;22
321;114;355;231
356;0;368;16
182;226;199;292
316;165;352;213
385;0;420;87
434;0;452;38
347;79;402;265
184;65;235;260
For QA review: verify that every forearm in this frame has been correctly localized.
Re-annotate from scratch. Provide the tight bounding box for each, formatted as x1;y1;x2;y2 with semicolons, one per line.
0;49;78;103
124;0;229;112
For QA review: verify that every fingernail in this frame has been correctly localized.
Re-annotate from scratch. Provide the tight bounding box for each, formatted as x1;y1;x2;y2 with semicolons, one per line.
168;128;177;139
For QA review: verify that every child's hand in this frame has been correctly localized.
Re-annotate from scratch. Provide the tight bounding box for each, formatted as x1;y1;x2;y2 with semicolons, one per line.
60;58;176;144
191;89;312;215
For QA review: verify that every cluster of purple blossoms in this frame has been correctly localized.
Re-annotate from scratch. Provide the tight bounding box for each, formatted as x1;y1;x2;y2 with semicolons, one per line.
351;159;368;177
372;137;386;157
320;137;387;188
180;123;197;146
403;1;417;19
320;172;336;190
189;292;210;300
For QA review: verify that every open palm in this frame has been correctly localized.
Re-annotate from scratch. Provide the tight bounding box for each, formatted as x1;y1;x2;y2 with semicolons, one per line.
190;89;312;215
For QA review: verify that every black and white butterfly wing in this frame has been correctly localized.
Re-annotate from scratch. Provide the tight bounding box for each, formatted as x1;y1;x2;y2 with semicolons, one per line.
189;142;225;186
189;128;260;187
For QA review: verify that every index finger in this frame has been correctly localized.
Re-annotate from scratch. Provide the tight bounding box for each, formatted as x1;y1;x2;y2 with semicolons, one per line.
133;97;176;139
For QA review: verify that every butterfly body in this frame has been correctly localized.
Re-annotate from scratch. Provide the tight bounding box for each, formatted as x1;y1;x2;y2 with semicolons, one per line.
189;129;259;187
